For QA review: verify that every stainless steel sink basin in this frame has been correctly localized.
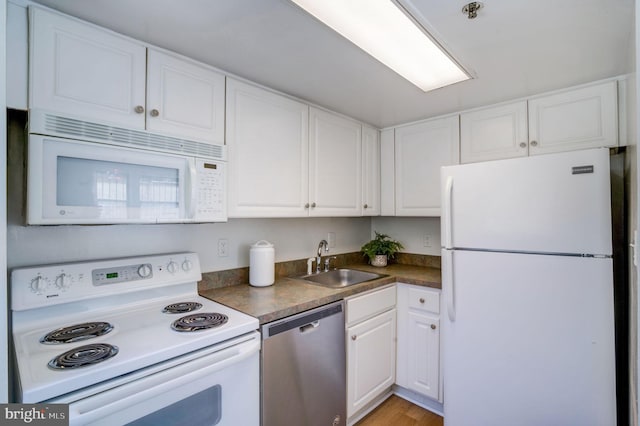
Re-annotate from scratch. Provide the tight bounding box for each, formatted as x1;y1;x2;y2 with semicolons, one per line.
297;268;387;288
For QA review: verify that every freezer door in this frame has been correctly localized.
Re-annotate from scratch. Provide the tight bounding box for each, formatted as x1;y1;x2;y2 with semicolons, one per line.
440;148;612;255
442;250;616;426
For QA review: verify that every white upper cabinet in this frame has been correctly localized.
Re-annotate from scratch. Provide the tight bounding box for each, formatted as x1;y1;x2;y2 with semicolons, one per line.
29;7;225;145
146;49;225;144
29;7;146;129
395;116;460;216
226;78;309;217
309;107;362;217
461;81;618;163
460;101;528;164
227;85;374;218
528;81;618;155
362;125;381;216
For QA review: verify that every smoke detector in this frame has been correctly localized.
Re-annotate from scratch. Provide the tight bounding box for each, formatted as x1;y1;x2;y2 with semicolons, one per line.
462;2;483;19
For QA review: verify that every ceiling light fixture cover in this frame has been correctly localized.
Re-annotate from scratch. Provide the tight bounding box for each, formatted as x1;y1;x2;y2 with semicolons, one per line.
291;0;470;92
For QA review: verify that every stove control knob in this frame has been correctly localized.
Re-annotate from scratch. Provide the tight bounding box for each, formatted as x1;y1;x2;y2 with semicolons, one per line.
182;260;193;272
137;264;152;278
55;273;73;290
167;261;179;274
30;276;50;294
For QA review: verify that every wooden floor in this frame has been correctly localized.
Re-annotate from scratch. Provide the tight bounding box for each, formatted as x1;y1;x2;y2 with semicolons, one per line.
356;395;444;426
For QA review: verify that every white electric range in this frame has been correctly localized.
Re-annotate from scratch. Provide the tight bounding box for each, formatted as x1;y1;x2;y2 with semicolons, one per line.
11;252;259;425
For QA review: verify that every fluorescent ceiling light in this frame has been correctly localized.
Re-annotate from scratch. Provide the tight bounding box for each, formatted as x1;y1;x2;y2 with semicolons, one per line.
291;0;470;92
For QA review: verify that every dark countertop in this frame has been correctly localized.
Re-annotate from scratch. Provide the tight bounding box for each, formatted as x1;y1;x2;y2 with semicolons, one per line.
199;263;441;324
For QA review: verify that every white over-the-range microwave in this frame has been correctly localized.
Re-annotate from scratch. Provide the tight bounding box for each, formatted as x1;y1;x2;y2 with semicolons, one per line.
26;110;227;225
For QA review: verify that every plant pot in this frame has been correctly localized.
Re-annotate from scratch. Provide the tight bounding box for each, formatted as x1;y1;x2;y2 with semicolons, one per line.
370;255;388;267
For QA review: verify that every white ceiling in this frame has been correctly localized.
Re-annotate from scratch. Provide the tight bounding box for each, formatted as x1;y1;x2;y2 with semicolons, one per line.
30;0;635;128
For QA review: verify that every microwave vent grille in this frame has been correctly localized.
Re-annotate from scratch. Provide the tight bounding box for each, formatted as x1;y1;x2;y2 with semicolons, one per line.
38;113;224;160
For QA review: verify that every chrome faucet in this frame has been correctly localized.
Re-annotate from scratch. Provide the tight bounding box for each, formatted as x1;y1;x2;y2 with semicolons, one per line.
316;239;329;273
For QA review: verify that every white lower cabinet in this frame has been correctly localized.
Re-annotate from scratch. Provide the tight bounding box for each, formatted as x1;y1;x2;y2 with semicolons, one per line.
396;284;442;402
345;286;396;420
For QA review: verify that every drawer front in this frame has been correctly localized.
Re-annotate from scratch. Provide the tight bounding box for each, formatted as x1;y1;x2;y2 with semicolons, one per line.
407;287;440;314
346;285;396;326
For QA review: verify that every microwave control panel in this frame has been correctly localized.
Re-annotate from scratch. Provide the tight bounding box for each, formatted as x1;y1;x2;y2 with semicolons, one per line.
195;159;226;221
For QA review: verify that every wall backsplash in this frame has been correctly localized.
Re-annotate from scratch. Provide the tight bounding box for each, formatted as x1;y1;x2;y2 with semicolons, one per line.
371;216;441;256
198;251;440;291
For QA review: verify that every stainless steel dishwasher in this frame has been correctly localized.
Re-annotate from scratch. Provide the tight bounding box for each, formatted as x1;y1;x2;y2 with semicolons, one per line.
261;300;346;426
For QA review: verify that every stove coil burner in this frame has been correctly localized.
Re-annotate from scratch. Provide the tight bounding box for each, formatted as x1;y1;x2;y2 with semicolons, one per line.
162;302;203;314
48;343;119;370
40;322;114;344
171;313;229;332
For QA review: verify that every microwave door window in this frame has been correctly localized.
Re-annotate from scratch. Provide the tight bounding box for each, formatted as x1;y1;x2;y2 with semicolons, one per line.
56;157;180;220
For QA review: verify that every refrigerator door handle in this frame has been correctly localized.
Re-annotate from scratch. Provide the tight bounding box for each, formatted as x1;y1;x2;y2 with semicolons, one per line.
443;249;455;322
443;176;454;248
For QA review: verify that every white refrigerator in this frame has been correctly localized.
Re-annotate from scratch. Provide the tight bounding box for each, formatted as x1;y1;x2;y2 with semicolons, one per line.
440;148;617;426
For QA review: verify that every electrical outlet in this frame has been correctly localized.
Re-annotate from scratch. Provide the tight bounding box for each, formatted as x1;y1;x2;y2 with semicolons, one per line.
423;235;432;247
218;239;228;257
327;232;336;248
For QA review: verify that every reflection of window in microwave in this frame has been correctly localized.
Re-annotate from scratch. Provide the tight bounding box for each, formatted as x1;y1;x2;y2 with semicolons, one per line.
139;177;179;202
96;171;127;201
57;156;180;219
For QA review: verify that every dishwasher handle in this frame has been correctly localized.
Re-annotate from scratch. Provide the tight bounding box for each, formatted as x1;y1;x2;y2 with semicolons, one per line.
299;321;319;333
262;301;343;339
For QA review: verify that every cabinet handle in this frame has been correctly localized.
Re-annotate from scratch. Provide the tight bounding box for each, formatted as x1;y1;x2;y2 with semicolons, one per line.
519;142;526;148
311;202;317;208
351;335;357;341
150;109;160;117
530;140;538;147
134;105;144;114
430;324;437;330
304;203;310;209
419;298;425;304
363;204;368;209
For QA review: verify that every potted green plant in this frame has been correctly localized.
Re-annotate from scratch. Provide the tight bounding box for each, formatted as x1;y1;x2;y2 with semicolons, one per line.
361;232;404;267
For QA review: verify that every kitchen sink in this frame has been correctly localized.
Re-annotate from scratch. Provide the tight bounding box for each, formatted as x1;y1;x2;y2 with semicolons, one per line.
297;268;387;288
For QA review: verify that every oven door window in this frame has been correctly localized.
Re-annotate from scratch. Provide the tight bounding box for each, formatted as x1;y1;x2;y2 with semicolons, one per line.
57;156;180;220
126;385;221;426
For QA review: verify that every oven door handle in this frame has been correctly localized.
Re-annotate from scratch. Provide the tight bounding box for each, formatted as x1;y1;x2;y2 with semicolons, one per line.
67;336;260;425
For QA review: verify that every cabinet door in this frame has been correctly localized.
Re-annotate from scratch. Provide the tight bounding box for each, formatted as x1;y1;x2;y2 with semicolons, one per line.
528;81;618;155
396;284;441;402
395;116;459;216
380;129;395;216
309;107;362;216
460;101;528;163
226;79;309;217
146;49;225;144
362;125;381;216
29;7;146;128
347;309;396;418
405;313;440;400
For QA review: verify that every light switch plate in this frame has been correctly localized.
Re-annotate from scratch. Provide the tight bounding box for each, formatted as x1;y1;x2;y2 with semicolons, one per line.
327;232;336;248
